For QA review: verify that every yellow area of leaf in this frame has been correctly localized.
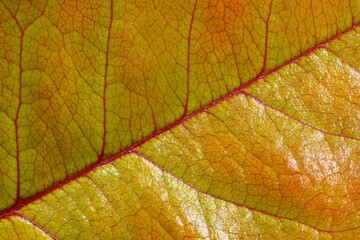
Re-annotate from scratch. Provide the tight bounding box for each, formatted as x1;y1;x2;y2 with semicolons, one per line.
0;0;357;205
1;0;110;202
139;44;360;232
0;0;359;239
246;47;360;139
0;9;18;209
0;215;51;240
19;154;333;239
327;27;360;71
1;24;359;238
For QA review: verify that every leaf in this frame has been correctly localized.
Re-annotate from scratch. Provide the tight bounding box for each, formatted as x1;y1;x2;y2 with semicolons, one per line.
0;0;359;239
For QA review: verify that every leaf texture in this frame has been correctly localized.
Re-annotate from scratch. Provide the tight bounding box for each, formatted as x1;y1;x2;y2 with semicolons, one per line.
0;0;359;239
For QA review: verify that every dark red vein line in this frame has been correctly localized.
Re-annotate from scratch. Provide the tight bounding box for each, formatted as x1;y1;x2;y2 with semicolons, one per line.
238;23;359;89
22;1;48;31
322;46;360;74
241;91;360;141
99;0;114;160
0;0;21;29
151;0;156;10
349;0;355;26
183;0;198;117
12;212;58;240
259;0;273;75
1;0;47;206
0;21;359;220
133;150;357;234
14;0;20;16
14;30;24;205
0;0;47;31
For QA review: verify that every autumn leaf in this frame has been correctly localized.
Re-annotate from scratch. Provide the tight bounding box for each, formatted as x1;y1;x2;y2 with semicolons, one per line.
0;0;359;239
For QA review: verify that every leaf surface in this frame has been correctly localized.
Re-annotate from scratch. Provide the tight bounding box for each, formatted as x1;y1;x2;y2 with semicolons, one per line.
0;0;359;239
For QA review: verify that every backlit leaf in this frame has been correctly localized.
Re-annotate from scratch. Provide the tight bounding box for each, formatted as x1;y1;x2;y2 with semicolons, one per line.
0;0;359;239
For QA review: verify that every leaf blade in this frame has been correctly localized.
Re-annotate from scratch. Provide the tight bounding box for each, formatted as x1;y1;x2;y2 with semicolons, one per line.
0;0;359;239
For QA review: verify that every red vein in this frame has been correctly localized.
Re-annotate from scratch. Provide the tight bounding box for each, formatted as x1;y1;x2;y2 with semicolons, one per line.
0;0;21;29
322;45;360;74
1;0;49;206
183;0;198;117
0;19;359;222
349;0;355;26
259;0;273;75
13;30;24;205
0;0;48;31
241;91;360;141
99;0;114;160
12;212;58;240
